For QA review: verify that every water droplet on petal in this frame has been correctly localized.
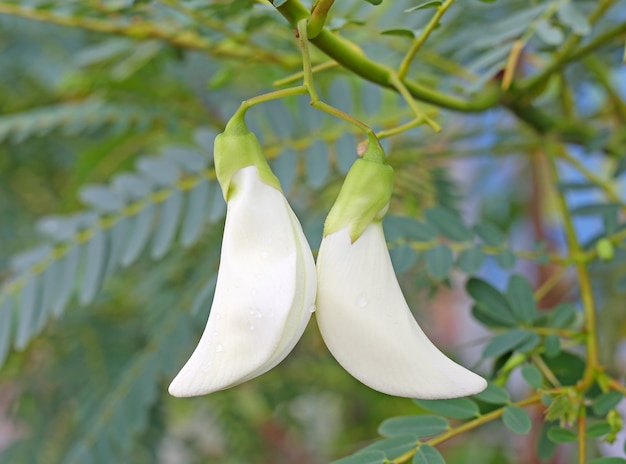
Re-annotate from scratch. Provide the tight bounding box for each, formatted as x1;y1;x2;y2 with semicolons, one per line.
309;305;316;313
214;313;221;320
249;307;263;318
247;322;255;331
251;288;258;295
260;251;269;258
215;344;223;353
356;294;368;308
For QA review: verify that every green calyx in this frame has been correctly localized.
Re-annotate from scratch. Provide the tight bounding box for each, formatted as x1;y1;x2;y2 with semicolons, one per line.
324;140;393;242
214;112;281;200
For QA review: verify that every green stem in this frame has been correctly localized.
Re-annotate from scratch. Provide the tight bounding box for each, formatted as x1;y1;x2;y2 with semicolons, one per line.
273;60;338;87
296;18;379;141
397;0;455;80
582;55;626;123
501;1;561;89
546;143;600;390
308;0;335;39
388;73;441;132
555;144;622;206
532;354;561;387
530;327;581;339
298;19;320;101
237;86;309;117
376;118;425;140
534;265;568;302
276;0;502;112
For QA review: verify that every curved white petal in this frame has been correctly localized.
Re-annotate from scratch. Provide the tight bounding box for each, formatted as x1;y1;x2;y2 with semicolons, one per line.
169;166;316;397
316;223;487;399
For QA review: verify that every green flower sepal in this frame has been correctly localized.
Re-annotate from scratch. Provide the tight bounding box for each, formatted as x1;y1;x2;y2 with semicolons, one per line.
323;141;394;242
214;112;282;200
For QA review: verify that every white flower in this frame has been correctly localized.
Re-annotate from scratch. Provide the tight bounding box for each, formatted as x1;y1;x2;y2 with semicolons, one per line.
316;139;486;399
169;165;316;397
316;223;487;398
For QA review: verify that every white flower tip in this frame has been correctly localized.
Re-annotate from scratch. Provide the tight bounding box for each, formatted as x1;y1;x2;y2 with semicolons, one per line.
168;375;195;398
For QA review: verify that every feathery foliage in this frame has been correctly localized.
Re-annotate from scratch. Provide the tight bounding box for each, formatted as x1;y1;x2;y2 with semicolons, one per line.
1;0;626;463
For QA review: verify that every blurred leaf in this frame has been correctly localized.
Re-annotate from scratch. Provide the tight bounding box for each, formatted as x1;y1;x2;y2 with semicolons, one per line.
548;303;577;328
180;179;210;247
273;147;299;193
586;421;612;438
385;217;436;242
378;415;449;438
15;275;39;350
457;246;485;274
483;329;535;358
52;245;80;317
506;274;537;323
356;436;417;459
516;332;540;353
542;351;585;386
537;422;558;460
191;274;217;317
414;398;480;420
63;311;192;464
412;445;445;464
0;297;13;365
79;228;106;305
425;244;453;279
473;222;505;246
390;245;418;273
0;100;157;144
425;207;473;242
592;391;624;416
502;405;531;434
121;204;155;266
495;249;516;269
333;451;386;464
151;190;184;259
137;158;178;186
466;278;516;326
521;364;543;388
306;140;330;188
79;185;125;212
544;334;561;357
572;203;621;217
557;3;590;36
547;426;577;443
335;133;357;175
535;20;564;46
474;383;511;405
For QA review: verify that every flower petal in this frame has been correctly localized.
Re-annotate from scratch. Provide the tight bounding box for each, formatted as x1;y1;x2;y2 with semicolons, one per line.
316;223;487;399
169;166;316;397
